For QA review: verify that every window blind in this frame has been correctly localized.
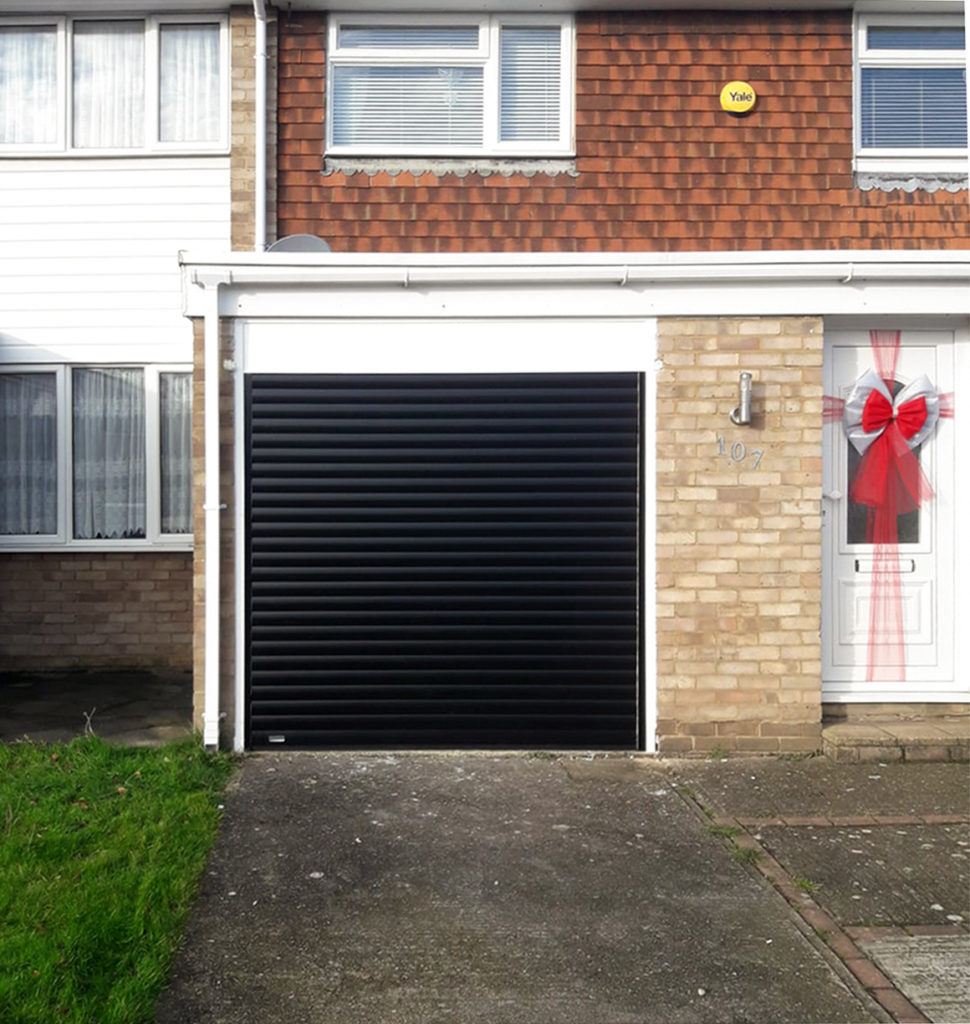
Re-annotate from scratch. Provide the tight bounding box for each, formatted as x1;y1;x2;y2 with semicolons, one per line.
332;65;484;147
338;25;479;49
861;67;968;147
499;27;561;142
867;26;965;50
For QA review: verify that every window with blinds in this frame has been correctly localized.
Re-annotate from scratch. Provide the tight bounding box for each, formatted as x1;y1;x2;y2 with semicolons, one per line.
856;15;967;158
327;15;574;156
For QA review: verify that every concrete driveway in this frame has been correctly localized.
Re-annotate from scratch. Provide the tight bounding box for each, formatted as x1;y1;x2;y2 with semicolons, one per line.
156;753;881;1024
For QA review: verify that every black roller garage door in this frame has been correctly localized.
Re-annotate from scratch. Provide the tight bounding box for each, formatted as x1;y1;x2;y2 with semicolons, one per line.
246;373;642;749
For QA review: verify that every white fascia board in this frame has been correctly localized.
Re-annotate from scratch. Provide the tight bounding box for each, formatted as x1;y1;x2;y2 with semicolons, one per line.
181;250;970;320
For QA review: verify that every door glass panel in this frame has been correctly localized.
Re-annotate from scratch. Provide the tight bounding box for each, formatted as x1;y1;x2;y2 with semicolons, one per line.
846;378;920;545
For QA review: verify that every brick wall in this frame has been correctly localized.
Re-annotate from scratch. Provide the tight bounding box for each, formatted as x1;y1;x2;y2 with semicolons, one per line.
655;317;824;754
191;318;237;744
0;552;192;670
231;6;277;249
276;10;969;252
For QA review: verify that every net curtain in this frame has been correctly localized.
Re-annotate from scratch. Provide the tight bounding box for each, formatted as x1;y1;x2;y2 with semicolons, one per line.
72;368;146;539
0;373;57;535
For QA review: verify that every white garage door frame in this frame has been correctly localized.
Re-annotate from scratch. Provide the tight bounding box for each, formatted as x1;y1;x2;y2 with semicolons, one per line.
233;315;660;752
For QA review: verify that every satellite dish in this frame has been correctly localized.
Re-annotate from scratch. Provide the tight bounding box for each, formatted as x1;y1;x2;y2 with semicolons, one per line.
267;234;332;253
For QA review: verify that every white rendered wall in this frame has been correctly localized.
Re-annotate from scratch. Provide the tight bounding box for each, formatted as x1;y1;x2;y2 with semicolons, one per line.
0;157;230;365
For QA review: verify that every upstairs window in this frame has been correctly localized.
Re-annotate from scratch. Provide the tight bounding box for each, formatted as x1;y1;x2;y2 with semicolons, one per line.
0;16;227;154
856;14;967;173
326;14;574;157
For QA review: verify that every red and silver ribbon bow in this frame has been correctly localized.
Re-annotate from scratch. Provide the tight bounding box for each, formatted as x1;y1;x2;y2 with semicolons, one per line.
842;368;938;681
843;369;939;460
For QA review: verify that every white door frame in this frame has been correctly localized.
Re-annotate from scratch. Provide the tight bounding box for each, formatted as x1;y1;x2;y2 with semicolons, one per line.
232;314;660;751
822;317;970;704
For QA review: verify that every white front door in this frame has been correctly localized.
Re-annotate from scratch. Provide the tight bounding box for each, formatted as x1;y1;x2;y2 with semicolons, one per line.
822;327;958;702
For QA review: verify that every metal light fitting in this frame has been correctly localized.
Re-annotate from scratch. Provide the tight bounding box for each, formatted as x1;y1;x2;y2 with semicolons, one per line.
730;371;753;426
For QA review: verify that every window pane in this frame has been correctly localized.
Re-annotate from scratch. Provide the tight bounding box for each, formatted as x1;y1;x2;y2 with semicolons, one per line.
332;65;483;146
73;21;144;148
500;26;561;142
0;26;58;144
160;373;192;534
847;444;920;544
72;368;145;539
160;23;220;143
338;26;479;49
861;67;968;147
867;26;965;50
0;373;57;535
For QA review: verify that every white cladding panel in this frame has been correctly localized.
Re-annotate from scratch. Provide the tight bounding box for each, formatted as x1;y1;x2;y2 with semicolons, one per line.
0;157;230;363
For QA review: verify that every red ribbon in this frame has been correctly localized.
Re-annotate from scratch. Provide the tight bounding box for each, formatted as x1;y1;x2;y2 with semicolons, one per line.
861;391;927;440
826;338;953;683
852;393;931;519
848;339;936;682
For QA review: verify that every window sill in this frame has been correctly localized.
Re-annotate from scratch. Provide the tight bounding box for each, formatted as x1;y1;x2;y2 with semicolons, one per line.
855;171;968;193
322;155;579;179
0;541;193;553
0;147;230;160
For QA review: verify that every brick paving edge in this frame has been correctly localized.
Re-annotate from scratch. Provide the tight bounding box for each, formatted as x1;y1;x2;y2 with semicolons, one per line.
671;794;937;1024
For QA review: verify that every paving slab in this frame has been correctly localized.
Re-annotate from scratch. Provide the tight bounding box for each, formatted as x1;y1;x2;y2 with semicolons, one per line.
0;670;193;746
754;823;970;928
667;758;970;819
156;753;877;1024
855;934;970;1024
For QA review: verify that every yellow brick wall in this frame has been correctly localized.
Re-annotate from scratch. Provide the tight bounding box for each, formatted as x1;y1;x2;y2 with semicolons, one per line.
656;317;824;754
191;319;237;746
230;6;277;250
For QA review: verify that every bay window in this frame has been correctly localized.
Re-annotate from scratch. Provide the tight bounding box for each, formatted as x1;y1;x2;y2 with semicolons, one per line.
0;16;226;153
0;366;192;547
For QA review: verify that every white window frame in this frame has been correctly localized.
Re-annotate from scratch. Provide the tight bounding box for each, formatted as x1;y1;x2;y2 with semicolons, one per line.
0;15;229;156
854;12;968;176
325;12;575;158
0;364;193;550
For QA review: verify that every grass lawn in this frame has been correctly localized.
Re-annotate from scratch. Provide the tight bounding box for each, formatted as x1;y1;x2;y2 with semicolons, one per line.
0;736;236;1024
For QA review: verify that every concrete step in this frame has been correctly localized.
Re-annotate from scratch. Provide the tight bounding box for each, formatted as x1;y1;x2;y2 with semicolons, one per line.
822;721;970;763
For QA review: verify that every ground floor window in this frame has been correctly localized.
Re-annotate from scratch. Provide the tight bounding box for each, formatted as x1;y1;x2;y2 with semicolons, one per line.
0;364;192;546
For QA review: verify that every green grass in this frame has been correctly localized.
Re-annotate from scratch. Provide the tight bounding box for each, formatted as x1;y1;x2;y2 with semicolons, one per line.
730;845;761;865
707;823;741;839
0;736;236;1024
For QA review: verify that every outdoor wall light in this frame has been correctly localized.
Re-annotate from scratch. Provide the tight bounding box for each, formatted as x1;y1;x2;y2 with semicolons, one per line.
730;371;753;425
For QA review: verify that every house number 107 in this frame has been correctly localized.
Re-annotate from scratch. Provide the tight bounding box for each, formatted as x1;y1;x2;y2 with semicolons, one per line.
717;435;764;468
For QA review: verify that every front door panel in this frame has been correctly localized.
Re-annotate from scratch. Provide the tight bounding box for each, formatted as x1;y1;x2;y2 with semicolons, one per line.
822;329;955;699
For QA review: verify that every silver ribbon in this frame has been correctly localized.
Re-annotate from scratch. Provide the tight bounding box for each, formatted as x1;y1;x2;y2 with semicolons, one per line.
842;369;940;456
